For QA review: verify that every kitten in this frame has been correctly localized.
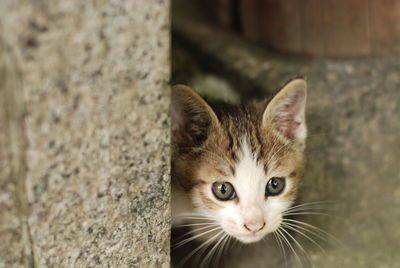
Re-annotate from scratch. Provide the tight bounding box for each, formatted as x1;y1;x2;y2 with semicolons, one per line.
171;79;307;247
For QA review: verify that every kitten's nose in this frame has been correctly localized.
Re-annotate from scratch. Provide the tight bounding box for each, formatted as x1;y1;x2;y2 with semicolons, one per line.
244;222;265;233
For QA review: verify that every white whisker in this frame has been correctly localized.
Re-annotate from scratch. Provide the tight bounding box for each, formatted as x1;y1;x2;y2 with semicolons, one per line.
177;222;218;228
200;233;228;268
280;226;312;266
287;200;337;210
173;226;221;249
283;211;333;217
177;230;225;268
273;231;287;267
178;217;217;222
214;234;230;268
277;227;302;266
285;204;335;212
284;207;333;214
282;220;330;244
283;218;344;248
178;213;217;218
215;234;229;266
175;224;219;242
281;222;325;253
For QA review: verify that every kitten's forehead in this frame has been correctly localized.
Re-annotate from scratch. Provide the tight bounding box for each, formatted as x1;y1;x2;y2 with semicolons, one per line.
209;106;288;174
234;138;266;199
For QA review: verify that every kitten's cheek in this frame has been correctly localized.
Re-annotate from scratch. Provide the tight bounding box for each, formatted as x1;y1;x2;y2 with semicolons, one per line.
268;215;283;233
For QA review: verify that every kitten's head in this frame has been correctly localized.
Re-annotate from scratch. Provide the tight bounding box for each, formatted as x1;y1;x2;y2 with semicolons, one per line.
171;79;307;243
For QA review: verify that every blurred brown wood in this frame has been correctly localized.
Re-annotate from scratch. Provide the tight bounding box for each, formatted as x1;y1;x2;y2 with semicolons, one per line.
217;0;235;29
201;0;235;29
321;0;370;56
260;0;303;54
369;0;400;54
209;0;400;57
259;0;400;56
240;0;262;42
301;0;324;56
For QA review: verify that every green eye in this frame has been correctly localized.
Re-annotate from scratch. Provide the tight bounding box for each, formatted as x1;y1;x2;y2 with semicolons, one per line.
266;177;286;196
212;182;236;201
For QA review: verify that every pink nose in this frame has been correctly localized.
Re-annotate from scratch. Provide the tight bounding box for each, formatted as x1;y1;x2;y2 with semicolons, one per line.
244;222;265;233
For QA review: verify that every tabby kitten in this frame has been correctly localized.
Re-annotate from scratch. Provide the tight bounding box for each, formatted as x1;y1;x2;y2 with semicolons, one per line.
171;79;307;246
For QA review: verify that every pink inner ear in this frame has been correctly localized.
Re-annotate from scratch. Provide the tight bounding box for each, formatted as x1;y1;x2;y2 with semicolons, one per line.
284;121;300;140
273;98;302;140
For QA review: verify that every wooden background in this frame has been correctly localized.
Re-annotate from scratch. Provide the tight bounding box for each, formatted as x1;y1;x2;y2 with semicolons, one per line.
203;0;400;57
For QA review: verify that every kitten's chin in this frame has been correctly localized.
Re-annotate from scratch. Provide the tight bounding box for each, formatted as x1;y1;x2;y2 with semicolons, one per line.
234;232;266;244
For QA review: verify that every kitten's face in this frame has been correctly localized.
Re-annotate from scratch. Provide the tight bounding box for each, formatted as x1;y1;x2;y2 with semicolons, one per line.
188;132;304;243
172;79;307;243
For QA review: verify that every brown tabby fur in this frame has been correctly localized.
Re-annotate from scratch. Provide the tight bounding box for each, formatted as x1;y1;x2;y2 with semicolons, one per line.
171;83;305;210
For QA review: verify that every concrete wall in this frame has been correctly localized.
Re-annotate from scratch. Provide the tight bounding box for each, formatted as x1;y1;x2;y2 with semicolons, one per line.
0;0;170;267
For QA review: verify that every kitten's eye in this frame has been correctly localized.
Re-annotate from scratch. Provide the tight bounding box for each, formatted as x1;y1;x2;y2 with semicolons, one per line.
211;182;236;201
266;177;286;196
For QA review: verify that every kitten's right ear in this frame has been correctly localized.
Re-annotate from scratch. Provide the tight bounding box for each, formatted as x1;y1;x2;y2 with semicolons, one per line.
171;84;220;148
262;78;307;145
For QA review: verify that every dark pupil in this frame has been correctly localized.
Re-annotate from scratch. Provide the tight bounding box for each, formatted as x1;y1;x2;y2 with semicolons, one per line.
220;184;227;194
271;179;278;188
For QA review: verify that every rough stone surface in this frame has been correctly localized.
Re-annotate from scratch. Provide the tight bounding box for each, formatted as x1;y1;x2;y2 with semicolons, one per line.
0;109;23;268
0;51;26;268
0;0;170;267
172;2;400;267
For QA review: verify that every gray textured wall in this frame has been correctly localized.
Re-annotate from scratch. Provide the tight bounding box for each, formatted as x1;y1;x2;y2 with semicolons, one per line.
0;0;170;267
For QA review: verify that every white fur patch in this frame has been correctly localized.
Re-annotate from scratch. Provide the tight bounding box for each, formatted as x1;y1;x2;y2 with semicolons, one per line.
213;138;294;243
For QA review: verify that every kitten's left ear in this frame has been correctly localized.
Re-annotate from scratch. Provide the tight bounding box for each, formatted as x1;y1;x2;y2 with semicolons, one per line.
171;84;220;148
262;78;307;144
